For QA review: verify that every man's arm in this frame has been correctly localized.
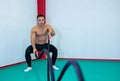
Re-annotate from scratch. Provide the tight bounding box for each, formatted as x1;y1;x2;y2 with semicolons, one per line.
47;25;55;36
31;28;37;53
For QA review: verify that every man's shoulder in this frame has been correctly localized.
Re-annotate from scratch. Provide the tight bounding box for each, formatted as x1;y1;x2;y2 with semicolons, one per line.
45;24;52;28
31;25;38;31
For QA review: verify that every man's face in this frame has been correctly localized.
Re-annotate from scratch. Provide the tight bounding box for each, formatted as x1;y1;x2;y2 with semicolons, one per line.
37;16;45;27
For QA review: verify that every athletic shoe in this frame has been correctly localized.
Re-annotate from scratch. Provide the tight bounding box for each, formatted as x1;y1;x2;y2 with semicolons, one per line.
53;65;59;70
24;67;32;72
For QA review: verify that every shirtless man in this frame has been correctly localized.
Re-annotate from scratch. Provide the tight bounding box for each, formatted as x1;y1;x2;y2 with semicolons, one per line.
24;14;59;72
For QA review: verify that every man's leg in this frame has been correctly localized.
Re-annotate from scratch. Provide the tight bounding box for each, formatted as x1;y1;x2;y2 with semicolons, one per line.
24;45;33;72
49;44;59;70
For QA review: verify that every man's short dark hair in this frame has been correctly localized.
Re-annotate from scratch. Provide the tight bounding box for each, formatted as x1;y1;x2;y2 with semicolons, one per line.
37;14;45;19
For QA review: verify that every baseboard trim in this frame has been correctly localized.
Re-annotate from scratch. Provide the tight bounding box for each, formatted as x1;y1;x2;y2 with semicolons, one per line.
58;58;120;61
0;58;120;68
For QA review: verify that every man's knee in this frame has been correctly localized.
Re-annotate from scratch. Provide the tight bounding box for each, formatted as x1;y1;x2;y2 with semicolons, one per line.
25;46;33;56
53;47;58;54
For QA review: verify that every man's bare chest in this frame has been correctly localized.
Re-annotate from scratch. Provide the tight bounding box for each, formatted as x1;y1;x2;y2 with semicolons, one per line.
36;28;48;36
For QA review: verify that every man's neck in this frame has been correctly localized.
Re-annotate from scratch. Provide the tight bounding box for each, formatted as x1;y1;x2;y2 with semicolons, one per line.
38;25;44;30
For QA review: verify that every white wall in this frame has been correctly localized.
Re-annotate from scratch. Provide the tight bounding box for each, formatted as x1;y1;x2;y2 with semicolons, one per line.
0;0;37;66
46;0;120;59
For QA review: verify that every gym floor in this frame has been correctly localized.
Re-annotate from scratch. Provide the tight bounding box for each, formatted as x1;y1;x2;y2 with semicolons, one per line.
0;59;120;81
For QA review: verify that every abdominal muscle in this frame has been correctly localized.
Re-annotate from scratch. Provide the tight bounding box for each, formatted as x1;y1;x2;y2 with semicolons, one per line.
35;36;48;45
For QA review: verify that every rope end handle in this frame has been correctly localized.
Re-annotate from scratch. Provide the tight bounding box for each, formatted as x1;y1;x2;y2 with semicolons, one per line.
48;32;51;41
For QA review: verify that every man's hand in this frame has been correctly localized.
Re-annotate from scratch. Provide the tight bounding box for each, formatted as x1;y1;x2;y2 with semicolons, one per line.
48;32;51;40
33;48;37;54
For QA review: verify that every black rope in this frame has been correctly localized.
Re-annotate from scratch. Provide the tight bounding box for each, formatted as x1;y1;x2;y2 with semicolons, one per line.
47;35;50;81
35;34;53;81
37;49;55;81
57;60;84;81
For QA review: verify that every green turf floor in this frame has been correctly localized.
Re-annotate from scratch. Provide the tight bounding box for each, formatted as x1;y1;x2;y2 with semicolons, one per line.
0;59;120;81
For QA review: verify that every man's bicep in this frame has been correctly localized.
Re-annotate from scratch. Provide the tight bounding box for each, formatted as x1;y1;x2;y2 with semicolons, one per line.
48;26;55;36
31;30;36;40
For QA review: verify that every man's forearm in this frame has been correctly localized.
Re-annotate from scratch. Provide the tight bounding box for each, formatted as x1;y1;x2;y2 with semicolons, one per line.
31;41;36;50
